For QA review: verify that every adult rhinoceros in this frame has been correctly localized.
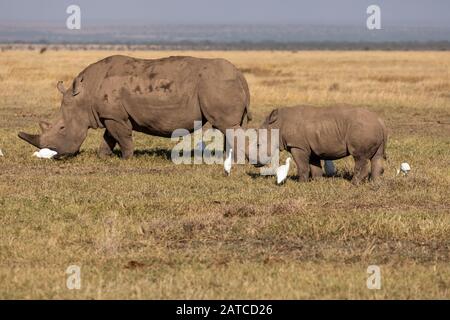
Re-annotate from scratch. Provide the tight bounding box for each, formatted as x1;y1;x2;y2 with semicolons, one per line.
19;55;251;159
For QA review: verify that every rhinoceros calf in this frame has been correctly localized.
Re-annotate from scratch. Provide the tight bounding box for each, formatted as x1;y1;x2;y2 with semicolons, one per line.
19;55;251;159
256;106;388;184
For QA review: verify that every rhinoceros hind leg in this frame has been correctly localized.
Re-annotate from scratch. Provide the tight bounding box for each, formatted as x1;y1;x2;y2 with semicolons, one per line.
98;130;117;158
103;119;134;159
370;156;384;182
351;156;370;185
370;142;385;182
291;148;310;182
309;156;324;179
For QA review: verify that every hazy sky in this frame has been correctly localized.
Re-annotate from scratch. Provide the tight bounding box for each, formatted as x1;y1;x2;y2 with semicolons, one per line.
1;0;449;27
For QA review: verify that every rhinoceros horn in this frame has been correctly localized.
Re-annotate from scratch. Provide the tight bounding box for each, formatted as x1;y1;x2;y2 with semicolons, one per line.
18;132;41;148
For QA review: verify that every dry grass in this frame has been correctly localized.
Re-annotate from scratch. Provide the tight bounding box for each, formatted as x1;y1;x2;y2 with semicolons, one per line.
0;50;449;299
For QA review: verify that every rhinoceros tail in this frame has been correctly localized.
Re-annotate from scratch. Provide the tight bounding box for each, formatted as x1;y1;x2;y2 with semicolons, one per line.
238;71;252;126
246;109;253;122
379;118;388;160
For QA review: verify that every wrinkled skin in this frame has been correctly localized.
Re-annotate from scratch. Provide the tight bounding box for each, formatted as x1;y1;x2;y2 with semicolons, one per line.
19;55;251;159
255;106;388;184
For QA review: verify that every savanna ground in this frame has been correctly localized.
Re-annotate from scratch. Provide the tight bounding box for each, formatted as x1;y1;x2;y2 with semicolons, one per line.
0;50;449;299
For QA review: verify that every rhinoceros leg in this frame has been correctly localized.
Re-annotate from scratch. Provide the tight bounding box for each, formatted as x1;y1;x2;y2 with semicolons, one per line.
98;130;117;158
198;74;250;163
309;156;324;179
290;147;311;182
103;119;134;159
370;156;384;182
351;156;370;185
370;144;385;182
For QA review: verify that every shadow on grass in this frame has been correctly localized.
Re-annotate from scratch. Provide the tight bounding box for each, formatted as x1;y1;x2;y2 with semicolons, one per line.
108;148;172;160
247;169;355;182
247;172;274;180
334;169;354;181
111;148;223;162
133;148;172;160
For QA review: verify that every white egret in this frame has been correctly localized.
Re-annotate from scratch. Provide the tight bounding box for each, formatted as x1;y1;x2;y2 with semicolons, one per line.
276;157;291;185
396;162;411;176
0;149;3;157
224;148;232;176
33;148;57;159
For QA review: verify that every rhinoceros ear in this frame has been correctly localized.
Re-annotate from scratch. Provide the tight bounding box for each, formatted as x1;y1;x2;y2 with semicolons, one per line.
39;121;51;132
267;109;279;124
57;81;65;94
72;75;83;96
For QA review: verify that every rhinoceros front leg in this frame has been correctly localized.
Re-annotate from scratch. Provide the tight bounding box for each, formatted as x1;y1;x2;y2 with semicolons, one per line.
98;130;117;158
103;119;134;159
